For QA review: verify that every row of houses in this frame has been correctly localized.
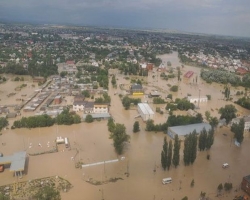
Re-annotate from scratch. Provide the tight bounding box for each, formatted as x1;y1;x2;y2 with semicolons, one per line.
72;96;110;117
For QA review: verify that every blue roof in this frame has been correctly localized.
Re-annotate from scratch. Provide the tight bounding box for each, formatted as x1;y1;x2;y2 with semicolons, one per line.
0;151;26;172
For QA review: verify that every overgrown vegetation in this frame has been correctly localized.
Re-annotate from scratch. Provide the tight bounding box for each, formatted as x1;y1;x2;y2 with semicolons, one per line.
219;104;237;124
235;97;250;110
231;118;245;144
107;118;130;154
12;109;81;129
145;114;203;132
183;131;198;165
0;117;8;131
122;96;141;110
201;69;250;88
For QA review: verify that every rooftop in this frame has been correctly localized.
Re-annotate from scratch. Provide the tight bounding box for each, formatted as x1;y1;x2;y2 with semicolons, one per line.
168;123;212;136
243;175;250;183
0;151;26;172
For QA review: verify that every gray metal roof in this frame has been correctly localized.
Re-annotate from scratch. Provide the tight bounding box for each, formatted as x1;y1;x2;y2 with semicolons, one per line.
131;84;143;90
83;113;111;119
138;103;154;115
168;123;212;136
0;151;26;172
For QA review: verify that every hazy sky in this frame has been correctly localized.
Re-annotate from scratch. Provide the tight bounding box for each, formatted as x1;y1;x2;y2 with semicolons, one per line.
0;0;250;37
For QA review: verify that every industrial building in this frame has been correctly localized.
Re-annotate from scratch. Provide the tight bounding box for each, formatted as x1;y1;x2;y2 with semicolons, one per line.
167;123;212;139
0;151;27;177
137;103;154;122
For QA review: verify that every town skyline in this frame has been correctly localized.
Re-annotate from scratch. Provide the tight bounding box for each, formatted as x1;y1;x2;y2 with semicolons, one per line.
0;0;250;38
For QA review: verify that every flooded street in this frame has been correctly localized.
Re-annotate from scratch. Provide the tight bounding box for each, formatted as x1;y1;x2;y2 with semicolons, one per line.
0;53;250;200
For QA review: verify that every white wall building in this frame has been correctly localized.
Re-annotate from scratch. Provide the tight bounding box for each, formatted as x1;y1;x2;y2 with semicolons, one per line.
93;103;109;113
187;96;208;103
137;103;154;122
73;101;86;112
231;116;250;131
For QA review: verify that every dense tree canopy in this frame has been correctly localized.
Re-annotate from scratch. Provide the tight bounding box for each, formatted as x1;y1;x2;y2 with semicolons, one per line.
219;104;237;124
133;121;140;133
200;69;241;86
231;118;245;144
183;131;198;165
235;97;250;110
161;137;168;170
13;109;81;129
0;117;8;131
172;135;181;168
13;115;54;128
109;123;130;155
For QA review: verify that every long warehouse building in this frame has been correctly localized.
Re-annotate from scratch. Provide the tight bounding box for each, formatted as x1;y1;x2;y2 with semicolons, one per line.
137;103;155;122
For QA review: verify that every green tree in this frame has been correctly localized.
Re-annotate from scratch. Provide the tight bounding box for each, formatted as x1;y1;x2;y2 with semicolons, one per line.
172;135;180;168
191;179;195;187
198;128;207;151
167;140;173;170
205;111;211;121
219;104;237;124
122;96;131;110
111;75;116;86
85;114;94;123
224;182;233;191
0;117;8;131
170;85;178;92
109;123;130;155
182;197;188;200
177;69;181;81
107;118;115;133
206;128;214;150
133;121;140;133
209;117;219;128
60;71;67;78
231;118;244;144
161;137;168;170
224;85;230;99
146;119;155;131
183;131;197;165
82;90;90;98
217;183;223;193
33;186;61;200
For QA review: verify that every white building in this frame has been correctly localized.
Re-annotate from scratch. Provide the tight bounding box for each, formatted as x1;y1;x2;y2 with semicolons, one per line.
93;103;109;113
137;103;154;122
73;101;86;112
187;96;208;103
231;116;250;131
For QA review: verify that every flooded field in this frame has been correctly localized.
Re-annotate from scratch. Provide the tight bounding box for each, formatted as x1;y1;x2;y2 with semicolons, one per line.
0;53;250;200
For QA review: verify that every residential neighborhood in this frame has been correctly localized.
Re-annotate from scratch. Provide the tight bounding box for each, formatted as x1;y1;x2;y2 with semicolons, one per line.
0;23;250;200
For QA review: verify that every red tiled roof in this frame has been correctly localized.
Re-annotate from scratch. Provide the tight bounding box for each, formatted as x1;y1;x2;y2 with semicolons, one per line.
66;61;75;65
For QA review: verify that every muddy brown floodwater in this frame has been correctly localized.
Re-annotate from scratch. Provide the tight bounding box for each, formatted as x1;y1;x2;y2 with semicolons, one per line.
0;53;250;200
